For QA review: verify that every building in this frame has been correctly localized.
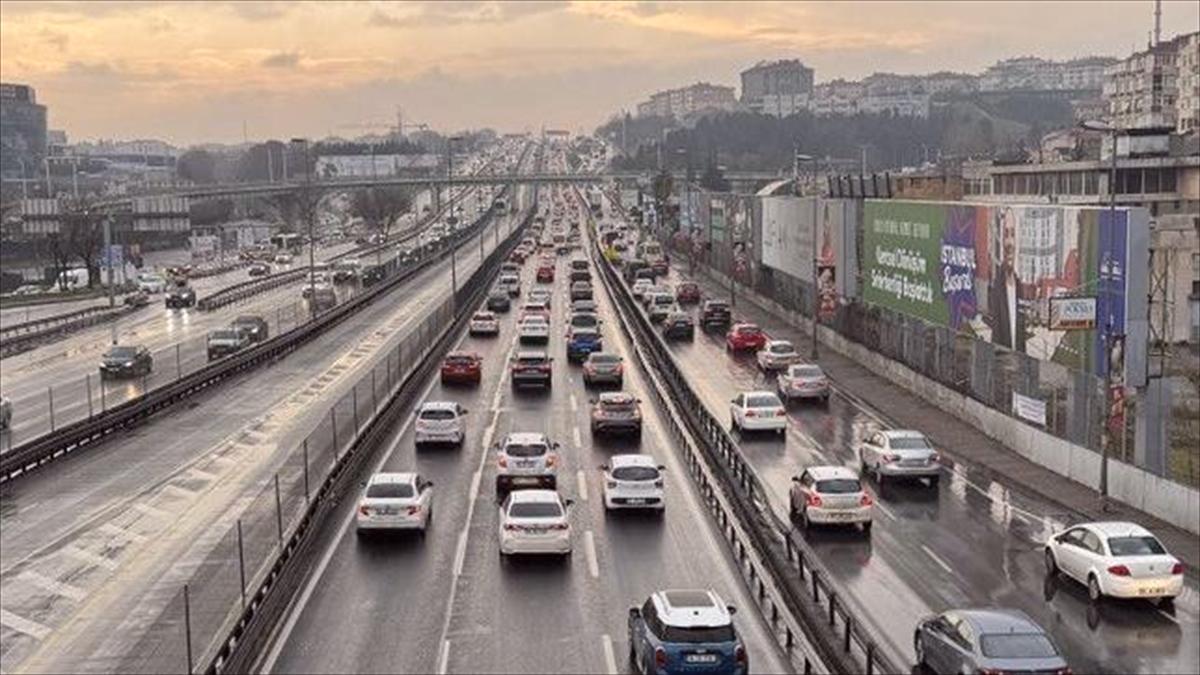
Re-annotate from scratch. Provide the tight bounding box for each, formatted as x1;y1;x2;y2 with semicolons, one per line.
981;56;1116;92
1177;32;1200;134
740;60;815;117
1104;32;1198;131
921;71;979;95
636;82;736;119
0;82;48;180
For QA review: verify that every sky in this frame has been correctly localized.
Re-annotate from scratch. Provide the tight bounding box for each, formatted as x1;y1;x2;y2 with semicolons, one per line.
1;1;1197;147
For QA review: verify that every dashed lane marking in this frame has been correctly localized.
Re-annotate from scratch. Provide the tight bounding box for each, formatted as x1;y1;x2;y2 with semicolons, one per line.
572;426;582;449
601;634;618;675
0;608;51;641
921;544;954;574
584;530;599;579
17;570;88;602
576;470;588;502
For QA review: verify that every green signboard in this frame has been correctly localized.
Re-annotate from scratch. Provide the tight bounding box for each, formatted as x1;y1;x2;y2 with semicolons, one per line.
862;201;949;325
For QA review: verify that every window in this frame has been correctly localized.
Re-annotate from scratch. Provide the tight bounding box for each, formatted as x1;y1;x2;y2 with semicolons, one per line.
816;479;862;494
1082;531;1104;554
1085;172;1099;195
1161;169;1177;192
1144;168;1161;193
366;483;414;499
980;633;1059;658
1107;536;1167;556
508;502;562;518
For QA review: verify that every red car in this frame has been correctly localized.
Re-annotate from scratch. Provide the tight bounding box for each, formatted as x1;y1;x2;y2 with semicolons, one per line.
536;265;555;283
440;352;482;385
509;249;527;264
675;281;701;304
725;323;767;352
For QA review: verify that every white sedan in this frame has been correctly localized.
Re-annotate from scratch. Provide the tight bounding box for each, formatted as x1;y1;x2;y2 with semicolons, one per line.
468;311;500;336
730;391;787;435
355;472;434;536
1044;521;1184;604
601;454;665;511
756;340;799;371
498;489;572;558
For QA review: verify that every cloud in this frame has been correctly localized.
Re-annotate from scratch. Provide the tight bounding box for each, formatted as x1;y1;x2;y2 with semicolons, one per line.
39;29;70;52
222;1;290;22
368;1;567;28
367;9;404;27
261;51;302;69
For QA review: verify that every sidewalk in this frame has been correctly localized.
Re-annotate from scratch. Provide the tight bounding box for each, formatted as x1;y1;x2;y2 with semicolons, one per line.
679;262;1200;571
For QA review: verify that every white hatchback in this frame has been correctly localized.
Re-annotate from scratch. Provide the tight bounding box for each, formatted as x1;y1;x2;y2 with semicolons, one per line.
414;401;467;447
730;391;787;435
498;489;572;558
469;311;500;336
356;472;434;535
756;340;799;371
1045;521;1184;604
601;454;665;511
789;466;872;532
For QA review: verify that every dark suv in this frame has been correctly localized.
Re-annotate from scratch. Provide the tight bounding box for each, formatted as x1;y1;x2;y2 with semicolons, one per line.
231;315;270;343
100;344;153;379
700;300;731;332
165;281;196;308
662;312;695;341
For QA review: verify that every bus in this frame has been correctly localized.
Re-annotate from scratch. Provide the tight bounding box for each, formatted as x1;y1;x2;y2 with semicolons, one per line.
270;232;303;253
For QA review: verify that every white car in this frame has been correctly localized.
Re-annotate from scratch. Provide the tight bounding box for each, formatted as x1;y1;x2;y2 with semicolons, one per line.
631;278;653;300
136;273;167;294
499;274;522;297
274;253;293;265
528;288;552;308
498;489;572;558
518;315;550;344
495;432;559;493
414;401;467;447
601;454;665;511
857;429;940;486
730;391;787;435
789;466;872;532
756;340;799;371
469;311;500;336
1044;521;1184;604
355;472;434;536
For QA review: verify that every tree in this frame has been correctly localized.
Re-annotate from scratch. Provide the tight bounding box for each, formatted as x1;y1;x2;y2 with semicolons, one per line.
63;208;104;287
651;170;674;230
177;149;217;184
350;186;415;240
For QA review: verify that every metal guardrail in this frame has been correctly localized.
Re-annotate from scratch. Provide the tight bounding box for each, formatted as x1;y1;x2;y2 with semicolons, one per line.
0;305;132;357
587;198;901;675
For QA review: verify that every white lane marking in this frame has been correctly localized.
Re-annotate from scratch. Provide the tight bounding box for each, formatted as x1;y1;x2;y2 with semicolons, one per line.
576;470;588;502
584;530;599;578
61;544;119;571
569;393;578;413
99;522;147;543
17;570;88;602
921;544;954;574
437;638;451;674
872;500;897;521
601;634;618;675
572;425;582;449
129;502;172;521
0;608;51;641
452;470;482;577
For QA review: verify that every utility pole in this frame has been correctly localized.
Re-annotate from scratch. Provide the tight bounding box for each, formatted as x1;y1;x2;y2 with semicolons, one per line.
292;138;317;320
103;213;118;345
266;146;274;183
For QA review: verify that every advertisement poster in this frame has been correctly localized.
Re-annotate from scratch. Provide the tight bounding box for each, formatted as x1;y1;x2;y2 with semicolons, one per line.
1106;333;1126;439
1011;391;1047;426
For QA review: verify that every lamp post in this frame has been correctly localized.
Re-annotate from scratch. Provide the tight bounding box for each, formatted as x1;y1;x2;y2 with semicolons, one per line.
291;138;316;320
447;136;463;304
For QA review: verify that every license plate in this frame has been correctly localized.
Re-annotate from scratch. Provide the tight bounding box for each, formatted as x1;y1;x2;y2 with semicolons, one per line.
514;476;539;484
376;507;396;515
686;654;718;664
1138;587;1165;596
626;498;646;505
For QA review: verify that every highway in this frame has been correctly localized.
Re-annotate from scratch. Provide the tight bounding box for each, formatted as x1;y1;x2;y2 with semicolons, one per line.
597;194;1200;674
261;186;794;675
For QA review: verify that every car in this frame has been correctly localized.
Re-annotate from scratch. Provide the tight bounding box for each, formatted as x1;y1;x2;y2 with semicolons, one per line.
486;291;512;313
248;262;271;277
1044;521;1184;604
510;351;553;389
661;312;695;341
528;288;553;308
499;273;522;297
414;401;467;447
730;391;787;435
569;259;589;273
566;326;604;362
914;609;1069;675
568;311;601;331
569;267;591;283
469;311;500;336
273;254;293;265
0;396;12;430
590;391;643;436
333;259;361;282
231;315;269;343
789;466;872;532
776;364;829;403
136;272;167;294
675;281;701;305
206;328;251;361
857;429;940;486
441;352;482;385
692;297;727;327
631;279;653;301
518;315;550;344
756;340;799;371
634;268;657;285
498;489;572;558
520;300;551;322
571;298;597;314
647;294;675;323
641;285;671;308
494;432;560;493
124;290;150;308
307;283;338;312
601;454;665;511
570;281;593;301
725;323;767;353
164;281;196;309
508;249;527;264
628;590;748;675
582;352;624;387
623;259;649;283
355;472;434;537
536;263;555;283
99;344;153;379
500;262;521;276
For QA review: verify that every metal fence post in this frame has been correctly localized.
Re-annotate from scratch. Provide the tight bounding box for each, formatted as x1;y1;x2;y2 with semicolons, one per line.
86;374;94;419
237;520;247;608
47;386;55;432
100;378;107;412
331;408;339;459
274;474;284;546
352;387;361;432
303;439;310;502
183;584;194;675
372;369;378;413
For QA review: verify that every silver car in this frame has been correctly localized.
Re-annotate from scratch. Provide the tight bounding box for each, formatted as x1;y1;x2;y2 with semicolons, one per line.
776;364;830;403
858;429;940;486
914;609;1068;675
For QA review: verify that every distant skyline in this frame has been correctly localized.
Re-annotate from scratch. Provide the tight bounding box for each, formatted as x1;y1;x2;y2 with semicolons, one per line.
1;1;1197;146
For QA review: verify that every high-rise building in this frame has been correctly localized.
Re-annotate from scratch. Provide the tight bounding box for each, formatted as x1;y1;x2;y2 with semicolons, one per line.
740;60;815;117
981;56;1116;92
1104;31;1199;132
0;82;48;179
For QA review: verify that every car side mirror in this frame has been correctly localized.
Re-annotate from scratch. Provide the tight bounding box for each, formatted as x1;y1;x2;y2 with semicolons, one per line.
629;607;641;620
359;481;367;487
426;481;435;487
731;399;739;405
460;409;468;415
657;465;666;471
726;605;737;615
599;464;609;471
791;476;801;483
563;498;575;507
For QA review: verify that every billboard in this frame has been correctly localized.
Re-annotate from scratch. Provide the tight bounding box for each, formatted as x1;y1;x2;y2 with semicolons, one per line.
862;200;1146;382
1048;297;1097;330
760;196;855;299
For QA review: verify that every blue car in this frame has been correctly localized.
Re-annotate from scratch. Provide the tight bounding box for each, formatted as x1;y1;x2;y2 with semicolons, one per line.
628;590;748;675
566;327;603;362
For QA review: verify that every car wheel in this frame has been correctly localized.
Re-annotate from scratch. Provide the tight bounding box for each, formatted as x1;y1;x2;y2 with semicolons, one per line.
1088;574;1103;602
859;454;868;474
1044;548;1058;576
861;521;873;534
927;474;940;487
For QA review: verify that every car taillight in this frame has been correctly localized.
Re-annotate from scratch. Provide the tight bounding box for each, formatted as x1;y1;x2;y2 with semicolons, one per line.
805;492;823;507
929;452;940;463
859;493;873;507
504;523;519;531
776;408;786;417
583;365;595;374
613;364;623;374
654;647;667;669
745;410;757;418
550;523;568;531
735;644;746;666
1171;562;1185;575
498;456;508;468
653;479;664;488
358;504;371;516
1108;564;1132;576
882;453;899;463
407;506;421;516
546;454;557;467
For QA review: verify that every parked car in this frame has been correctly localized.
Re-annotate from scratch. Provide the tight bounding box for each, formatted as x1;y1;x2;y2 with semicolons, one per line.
100;344;153;379
789;466;872;532
756;340;799;371
231;315;270;343
494;432;560;493
700;300;732;332
510;351;553;389
1044;521;1184;604
858;429;940;486
487;291;512;313
590;391;643;437
725;323;767;353
498;489;571;558
776;364;830;403
164;281;196;309
440;352;482;386
414;401;467;447
206;329;251;361
675;281;701;305
661;312;695;341
914;609;1069;675
248;262;271;277
582;353;624;387
469;311;500;336
355;472;434;537
601;454;665;511
729;391;787;436
628;590;748;675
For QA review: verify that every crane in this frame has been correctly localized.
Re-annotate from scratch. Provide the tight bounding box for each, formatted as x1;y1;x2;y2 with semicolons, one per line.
337;106;429;138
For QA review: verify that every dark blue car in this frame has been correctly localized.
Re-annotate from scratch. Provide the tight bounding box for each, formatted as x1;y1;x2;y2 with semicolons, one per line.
566;327;603;362
628;590;748;675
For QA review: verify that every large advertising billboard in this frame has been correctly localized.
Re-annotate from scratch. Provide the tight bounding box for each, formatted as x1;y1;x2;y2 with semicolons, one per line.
760;196;856;300
862;200;1145;382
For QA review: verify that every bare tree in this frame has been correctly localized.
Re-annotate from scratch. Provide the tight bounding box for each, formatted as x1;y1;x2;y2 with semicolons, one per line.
45;231;73;290
350;186;415;241
65;210;104;287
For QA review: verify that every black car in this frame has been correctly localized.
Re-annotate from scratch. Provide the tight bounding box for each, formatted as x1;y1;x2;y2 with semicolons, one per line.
487;291;512;312
361;265;386;287
248;262;270;277
100;344;153;379
623;259;648;283
206;329;251;361
700;300;732;331
231;315;270;342
569;268;591;283
662;312;695;341
165;282;196;308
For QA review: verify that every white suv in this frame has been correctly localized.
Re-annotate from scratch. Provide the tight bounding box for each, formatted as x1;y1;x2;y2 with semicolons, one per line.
789;466;872;532
355;472;434;536
498;489;572;558
494;432;559;494
414;401;467;447
601;454;665;512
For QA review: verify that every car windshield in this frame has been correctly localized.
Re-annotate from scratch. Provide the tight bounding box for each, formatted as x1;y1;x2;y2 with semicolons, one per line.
890;437;932;450
792;366;823;378
517;356;547;366
769;343;793;354
509;502;562;518
602;400;636;412
747;394;781;408
366;483;414;499
816;479;861;494
979;633;1059;659
654;296;673;306
707;302;729;310
107;347;139;358
473;314;493;321
572;315;598;326
661;625;736;644
210;330;241;340
445;356;476;365
737;326;761;334
505;443;549;457
612;465;659;481
419;409;457;421
573;330;599;340
1107;536;1167;556
589;354;619;364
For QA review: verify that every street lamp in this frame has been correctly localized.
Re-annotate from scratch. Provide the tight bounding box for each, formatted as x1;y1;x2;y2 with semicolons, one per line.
447;135;463;304
291;138;316;320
